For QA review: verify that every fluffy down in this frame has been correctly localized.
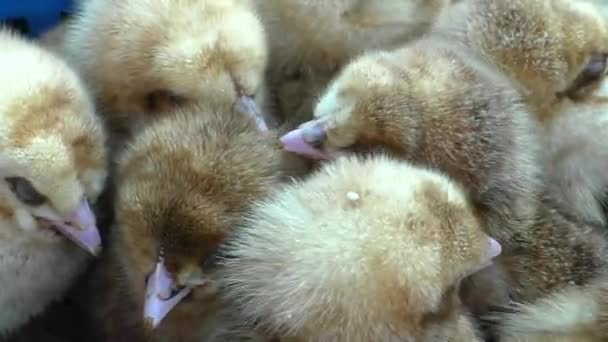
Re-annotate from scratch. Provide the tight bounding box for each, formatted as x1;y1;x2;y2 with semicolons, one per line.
255;0;451;125
281;37;542;244
64;0;271;136
454;0;608;120
543;101;608;227
82;105;291;342
221;155;496;341
0;29;107;336
493;274;608;341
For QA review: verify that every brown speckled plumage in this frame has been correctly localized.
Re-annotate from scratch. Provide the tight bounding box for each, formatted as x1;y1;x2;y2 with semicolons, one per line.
220;155;485;341
254;0;452;126
308;37;542;245
80;106;292;342
64;0;271;138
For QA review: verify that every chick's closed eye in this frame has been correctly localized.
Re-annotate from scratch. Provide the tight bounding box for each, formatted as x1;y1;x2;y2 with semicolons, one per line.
6;177;47;206
561;53;608;99
145;90;188;113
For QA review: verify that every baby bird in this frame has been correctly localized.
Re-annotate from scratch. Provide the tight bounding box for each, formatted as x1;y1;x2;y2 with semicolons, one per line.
254;0;451;125
455;0;608;121
221;155;499;341
0;29;106;336
84;105;289;341
430;0;608;230
280;37;542;244
63;0;271;138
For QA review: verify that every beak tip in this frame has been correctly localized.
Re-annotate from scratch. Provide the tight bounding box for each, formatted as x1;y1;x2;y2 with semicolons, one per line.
143;316;158;330
90;244;102;257
280;129;330;160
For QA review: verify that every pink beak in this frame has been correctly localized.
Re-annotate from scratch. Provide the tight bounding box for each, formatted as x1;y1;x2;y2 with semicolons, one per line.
468;237;502;276
486;238;502;259
144;258;192;329
52;198;102;256
236;95;268;131
280;127;331;160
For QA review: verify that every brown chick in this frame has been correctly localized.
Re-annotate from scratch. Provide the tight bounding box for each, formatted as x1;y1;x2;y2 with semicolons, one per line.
63;0;272;139
220;155;498;341
432;0;608;229
254;0;452;126
275;36;608;338
280;37;542;244
450;0;608;121
0;29;107;336
82;105;291;341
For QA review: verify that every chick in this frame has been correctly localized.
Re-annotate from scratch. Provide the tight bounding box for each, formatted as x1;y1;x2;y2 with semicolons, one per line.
220;155;499;341
0;29;106;335
63;0;271;138
454;0;608;121
254;0;452;126
433;0;608;227
84;105;289;341
542;101;608;227
280;37;542;243
275;37;608;335
491;273;608;341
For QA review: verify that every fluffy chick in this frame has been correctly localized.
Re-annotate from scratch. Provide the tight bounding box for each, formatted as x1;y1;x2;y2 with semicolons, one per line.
280;37;542;244
0;30;107;336
63;0;271;137
84;105;290;341
542;101;608;227
255;0;451;125
433;0;608;228
275;37;608;334
453;0;608;121
221;155;496;341
491;273;608;341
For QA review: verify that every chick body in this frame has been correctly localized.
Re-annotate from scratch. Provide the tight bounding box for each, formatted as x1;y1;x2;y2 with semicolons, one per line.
84;106;288;341
221;155;490;341
279;34;608;337
440;0;608;121
542;102;608;227
290;37;542;244
0;30;107;336
440;0;608;227
64;0;271;139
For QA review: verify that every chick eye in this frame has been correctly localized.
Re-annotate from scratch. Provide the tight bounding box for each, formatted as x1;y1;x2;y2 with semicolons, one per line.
5;177;47;206
201;252;220;270
169;285;186;299
580;53;607;82
562;53;608;98
144;90;187;112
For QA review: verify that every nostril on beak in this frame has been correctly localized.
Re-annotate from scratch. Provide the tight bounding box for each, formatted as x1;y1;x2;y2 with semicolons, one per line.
302;125;327;148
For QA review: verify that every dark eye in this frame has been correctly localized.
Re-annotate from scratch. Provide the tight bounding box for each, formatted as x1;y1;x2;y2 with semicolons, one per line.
561;53;608;98
5;177;47;206
580;53;607;81
201;252;220;270
168;285;186;299
145;90;187;112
